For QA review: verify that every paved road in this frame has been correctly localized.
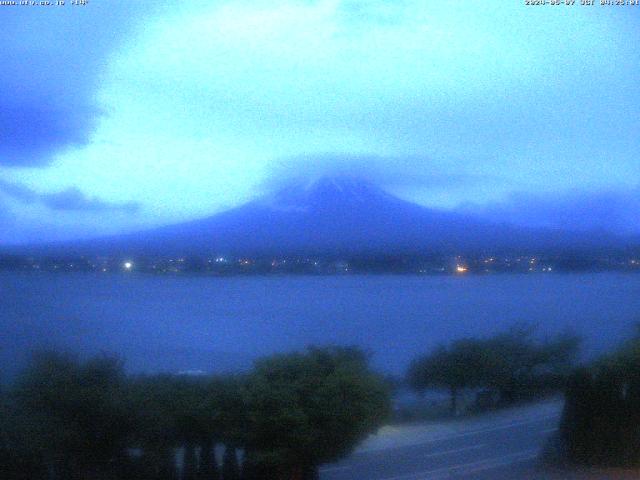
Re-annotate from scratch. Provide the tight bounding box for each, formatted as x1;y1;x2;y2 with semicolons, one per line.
320;400;566;480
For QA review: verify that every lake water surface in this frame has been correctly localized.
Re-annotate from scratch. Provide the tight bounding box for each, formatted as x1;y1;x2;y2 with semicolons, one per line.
2;272;639;379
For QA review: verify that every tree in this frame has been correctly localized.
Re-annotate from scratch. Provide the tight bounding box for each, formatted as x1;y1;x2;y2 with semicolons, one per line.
560;329;640;467
482;327;580;404
128;375;183;480
213;376;246;480
0;387;17;479
408;326;581;413
408;340;486;414
129;373;249;480
193;375;246;480
243;346;390;480
221;446;240;480
11;351;133;480
129;374;227;480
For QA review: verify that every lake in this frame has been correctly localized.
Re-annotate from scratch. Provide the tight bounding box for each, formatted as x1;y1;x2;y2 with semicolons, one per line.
1;272;639;380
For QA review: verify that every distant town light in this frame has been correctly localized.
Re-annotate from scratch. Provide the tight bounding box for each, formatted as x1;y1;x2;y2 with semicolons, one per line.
456;265;468;273
123;261;133;271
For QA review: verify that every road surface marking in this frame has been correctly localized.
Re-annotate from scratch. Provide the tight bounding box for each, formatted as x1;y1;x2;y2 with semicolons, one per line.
422;444;486;459
378;449;538;480
448;450;538;479
357;414;559;455
424;415;556;441
320;444;486;474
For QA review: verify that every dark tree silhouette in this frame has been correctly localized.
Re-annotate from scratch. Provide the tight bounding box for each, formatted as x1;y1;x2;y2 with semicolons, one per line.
243;346;390;480
2;347;391;480
10;351;133;480
197;439;218;480
482;327;579;404
221;446;240;480
561;329;640;467
408;340;487;414
409;326;580;413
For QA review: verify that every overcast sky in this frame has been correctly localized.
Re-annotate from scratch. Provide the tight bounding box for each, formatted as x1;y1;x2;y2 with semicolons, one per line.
0;0;638;244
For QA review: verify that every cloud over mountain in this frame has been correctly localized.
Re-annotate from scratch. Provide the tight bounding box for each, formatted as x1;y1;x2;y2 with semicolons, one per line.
262;153;498;193
0;179;140;213
460;188;640;235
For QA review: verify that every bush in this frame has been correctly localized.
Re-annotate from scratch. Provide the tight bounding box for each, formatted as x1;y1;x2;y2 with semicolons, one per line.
408;326;580;414
2;347;390;480
8;352;133;479
243;346;390;479
560;331;640;467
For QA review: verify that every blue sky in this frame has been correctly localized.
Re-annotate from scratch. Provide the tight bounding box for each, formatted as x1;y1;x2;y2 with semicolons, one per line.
0;0;638;243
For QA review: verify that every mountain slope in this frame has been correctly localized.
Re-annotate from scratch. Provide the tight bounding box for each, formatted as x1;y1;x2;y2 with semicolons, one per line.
20;177;633;256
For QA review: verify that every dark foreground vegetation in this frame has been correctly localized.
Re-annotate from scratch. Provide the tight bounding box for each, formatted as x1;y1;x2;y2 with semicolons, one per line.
4;325;638;479
560;328;640;468
0;347;390;480
407;326;580;415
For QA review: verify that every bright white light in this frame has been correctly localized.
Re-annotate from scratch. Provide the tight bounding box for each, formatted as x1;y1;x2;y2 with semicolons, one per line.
123;261;133;270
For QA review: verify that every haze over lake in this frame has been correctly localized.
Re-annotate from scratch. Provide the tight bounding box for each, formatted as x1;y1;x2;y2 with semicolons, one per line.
2;272;639;380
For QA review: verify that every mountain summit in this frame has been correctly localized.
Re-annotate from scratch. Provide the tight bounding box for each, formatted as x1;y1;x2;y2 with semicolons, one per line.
261;176;397;213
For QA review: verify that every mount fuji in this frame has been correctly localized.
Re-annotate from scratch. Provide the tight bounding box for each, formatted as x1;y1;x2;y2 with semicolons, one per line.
21;176;631;256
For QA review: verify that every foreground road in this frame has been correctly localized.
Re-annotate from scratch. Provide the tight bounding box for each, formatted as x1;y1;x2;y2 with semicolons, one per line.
320;400;568;480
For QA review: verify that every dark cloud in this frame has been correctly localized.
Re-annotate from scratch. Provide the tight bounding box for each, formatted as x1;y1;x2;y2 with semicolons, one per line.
0;3;159;167
460;188;640;235
263;153;495;192
0;179;139;213
0;102;99;167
